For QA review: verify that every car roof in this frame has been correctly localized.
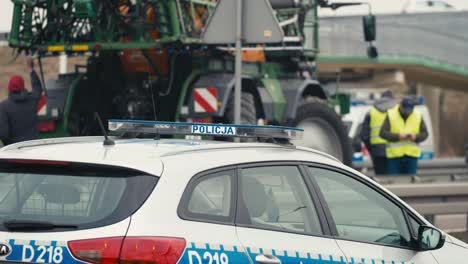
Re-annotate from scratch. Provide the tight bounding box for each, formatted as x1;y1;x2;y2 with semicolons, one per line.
0;137;341;176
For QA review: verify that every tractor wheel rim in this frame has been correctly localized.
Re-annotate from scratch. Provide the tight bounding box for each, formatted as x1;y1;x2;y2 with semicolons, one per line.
293;118;344;161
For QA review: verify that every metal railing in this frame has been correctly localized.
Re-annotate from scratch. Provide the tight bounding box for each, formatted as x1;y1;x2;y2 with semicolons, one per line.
357;157;468;182
385;182;468;240
358;158;468;239
371;171;468;185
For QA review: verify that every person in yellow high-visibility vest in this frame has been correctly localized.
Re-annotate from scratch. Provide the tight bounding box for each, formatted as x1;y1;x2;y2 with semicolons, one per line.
380;97;428;174
360;91;396;175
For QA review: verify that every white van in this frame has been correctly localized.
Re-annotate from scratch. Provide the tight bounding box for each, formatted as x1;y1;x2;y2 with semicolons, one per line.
343;102;435;165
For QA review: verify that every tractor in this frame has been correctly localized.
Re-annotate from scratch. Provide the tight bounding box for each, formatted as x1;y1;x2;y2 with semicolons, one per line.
8;0;376;164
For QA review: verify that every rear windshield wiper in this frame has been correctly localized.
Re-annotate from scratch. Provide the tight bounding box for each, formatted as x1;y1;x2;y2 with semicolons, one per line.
3;220;78;231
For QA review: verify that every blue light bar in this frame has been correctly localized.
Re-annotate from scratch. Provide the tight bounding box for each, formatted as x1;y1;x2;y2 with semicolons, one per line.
108;120;304;140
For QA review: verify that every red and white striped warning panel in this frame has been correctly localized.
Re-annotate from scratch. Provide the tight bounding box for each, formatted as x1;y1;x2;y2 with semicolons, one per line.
194;87;218;113
37;94;47;116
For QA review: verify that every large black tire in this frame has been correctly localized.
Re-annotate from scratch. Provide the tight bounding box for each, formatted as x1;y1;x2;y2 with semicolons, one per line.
68;111;96;136
225;92;257;125
291;97;352;165
221;92;257;142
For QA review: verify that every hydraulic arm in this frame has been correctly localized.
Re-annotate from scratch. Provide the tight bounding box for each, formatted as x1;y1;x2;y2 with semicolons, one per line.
10;0;317;56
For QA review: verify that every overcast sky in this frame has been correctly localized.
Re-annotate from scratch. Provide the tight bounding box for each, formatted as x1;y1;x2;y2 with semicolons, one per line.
1;0;467;31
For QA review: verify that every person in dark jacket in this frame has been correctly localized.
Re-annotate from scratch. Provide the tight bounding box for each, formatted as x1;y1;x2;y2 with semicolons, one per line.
0;59;43;145
380;97;428;174
360;91;397;175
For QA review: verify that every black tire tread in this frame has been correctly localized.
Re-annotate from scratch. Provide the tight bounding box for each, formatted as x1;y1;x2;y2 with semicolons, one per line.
226;92;257;125
293;97;353;165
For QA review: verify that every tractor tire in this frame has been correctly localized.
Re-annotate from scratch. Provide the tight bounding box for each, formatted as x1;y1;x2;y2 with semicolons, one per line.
221;91;257;142
225;92;257;125
68;111;99;136
291;97;352;165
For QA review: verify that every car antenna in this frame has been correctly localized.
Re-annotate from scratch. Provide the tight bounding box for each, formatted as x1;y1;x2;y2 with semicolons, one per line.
146;72;160;141
94;112;115;146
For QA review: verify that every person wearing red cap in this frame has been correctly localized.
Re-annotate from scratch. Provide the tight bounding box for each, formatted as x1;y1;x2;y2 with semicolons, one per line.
0;58;44;145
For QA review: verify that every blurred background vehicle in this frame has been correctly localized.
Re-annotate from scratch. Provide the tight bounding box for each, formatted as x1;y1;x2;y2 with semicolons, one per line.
402;0;458;13
1;0;387;165
318;0;466;16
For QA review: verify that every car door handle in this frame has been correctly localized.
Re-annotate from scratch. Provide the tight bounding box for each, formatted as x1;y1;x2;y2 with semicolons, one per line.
255;254;282;264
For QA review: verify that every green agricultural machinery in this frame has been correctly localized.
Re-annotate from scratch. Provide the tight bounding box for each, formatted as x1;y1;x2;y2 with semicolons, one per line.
9;0;376;164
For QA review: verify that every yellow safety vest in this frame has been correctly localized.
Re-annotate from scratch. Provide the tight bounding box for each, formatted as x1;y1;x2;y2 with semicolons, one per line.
369;105;397;145
386;107;422;158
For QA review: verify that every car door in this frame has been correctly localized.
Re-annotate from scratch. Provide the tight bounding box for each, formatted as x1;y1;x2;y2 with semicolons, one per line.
235;164;348;264
306;166;438;264
175;168;252;264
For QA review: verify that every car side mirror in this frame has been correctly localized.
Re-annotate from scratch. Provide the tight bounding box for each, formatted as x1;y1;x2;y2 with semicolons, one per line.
418;226;445;251
363;15;376;42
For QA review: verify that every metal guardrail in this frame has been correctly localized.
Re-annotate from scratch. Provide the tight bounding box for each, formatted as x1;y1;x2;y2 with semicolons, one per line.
362;158;468;238
384;182;468;240
357;158;468;183
354;157;466;170
387;182;468;199
371;172;468;185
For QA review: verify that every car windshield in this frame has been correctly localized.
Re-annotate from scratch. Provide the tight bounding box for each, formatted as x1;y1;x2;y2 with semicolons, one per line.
0;160;158;231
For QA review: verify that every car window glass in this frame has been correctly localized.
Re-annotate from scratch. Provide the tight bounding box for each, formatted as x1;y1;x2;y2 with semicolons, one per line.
409;215;421;236
187;172;232;218
239;166;322;235
309;167;412;247
0;163;158;231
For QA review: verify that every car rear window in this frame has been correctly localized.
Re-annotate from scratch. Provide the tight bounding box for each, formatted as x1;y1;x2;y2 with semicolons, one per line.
0;160;158;232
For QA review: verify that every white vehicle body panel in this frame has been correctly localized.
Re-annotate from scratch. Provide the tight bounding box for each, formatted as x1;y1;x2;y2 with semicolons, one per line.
0;137;466;264
0;219;131;263
431;241;468;262
236;227;347;263
335;239;438;264
0;138;165;176
128;156;250;263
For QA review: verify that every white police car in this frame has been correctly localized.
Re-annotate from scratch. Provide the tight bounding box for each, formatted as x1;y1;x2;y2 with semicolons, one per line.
0;120;466;264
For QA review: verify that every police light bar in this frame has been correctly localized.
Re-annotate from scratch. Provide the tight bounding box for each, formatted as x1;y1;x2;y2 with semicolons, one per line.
108;120;303;140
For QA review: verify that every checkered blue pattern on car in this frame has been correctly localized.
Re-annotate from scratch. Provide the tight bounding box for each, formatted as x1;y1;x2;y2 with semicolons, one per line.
178;241;416;264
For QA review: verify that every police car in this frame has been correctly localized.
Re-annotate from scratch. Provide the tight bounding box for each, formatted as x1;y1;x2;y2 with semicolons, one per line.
0;120;466;264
